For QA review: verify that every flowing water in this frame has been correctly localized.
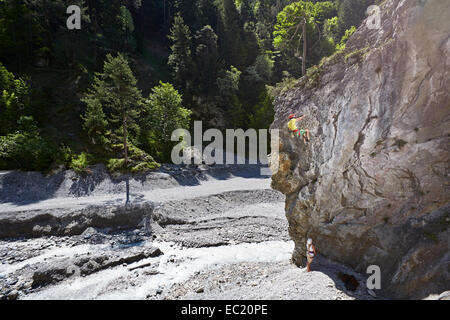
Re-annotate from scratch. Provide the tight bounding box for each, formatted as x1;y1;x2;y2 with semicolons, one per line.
21;240;294;300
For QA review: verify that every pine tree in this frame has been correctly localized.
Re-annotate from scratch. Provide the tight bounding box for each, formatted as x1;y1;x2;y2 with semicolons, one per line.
198;0;221;31
175;0;200;31
217;65;245;128
222;0;245;69
168;13;194;93
82;53;143;204
81;97;109;147
195;25;220;94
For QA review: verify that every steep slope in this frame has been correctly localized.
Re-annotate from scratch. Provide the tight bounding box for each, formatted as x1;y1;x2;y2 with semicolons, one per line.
270;0;449;299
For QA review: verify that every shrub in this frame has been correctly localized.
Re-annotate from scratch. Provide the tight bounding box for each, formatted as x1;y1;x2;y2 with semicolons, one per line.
0;63;30;135
70;152;91;173
55;145;73;167
107;143;159;173
336;26;356;52
0;132;55;171
306;64;323;87
107;158;125;172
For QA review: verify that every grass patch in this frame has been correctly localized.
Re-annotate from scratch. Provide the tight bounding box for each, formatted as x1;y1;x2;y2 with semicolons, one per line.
306;64;323;87
270;77;298;97
344;46;370;64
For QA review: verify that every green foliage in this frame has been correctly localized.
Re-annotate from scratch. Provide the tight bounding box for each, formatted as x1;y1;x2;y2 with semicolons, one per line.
81;53;161;172
82;53;143;142
55;144;73;168
313;1;338;25
217;65;241;97
142;81;191;162
344;45;370;64
305;64;323;87
168;14;194;92
222;0;246;69
336;25;356;52
0;116;55;171
175;0;201;30
253;53;274;83
194;25;220;94
269;72;298;97
273;1;338;77
0;0;43;68
0;63;30;135
81;98;110;147
145;82;191;141
240;65;264;105
0;0;377;171
217;66;246;128
107;157;125;173
248;89;274;129
116;5;136;51
70;152;90;173
273;1;315;53
324;16;340;42
107;143;160;173
337;0;373;37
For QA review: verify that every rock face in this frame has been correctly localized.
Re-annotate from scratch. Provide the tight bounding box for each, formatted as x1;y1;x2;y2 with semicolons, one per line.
271;0;449;299
0;202;154;238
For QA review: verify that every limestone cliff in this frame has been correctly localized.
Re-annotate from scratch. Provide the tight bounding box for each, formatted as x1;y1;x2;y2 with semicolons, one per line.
271;0;449;299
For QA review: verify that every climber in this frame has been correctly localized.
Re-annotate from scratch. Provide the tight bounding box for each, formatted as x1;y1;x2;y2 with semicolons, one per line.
306;238;316;272
288;114;310;144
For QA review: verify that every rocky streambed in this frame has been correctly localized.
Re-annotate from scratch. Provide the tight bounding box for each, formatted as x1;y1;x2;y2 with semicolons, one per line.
0;164;381;300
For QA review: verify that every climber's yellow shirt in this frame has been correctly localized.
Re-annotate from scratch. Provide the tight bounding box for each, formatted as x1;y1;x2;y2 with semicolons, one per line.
288;119;298;131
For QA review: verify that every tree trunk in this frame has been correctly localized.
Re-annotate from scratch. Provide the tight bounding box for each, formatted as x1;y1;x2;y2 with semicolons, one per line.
123;115;130;205
302;18;307;76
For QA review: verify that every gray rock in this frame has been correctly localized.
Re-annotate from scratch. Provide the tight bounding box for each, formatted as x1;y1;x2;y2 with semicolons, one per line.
30;246;163;288
0;202;155;238
438;291;450;300
270;0;450;299
81;227;99;238
7;290;18;300
195;287;204;293
367;289;377;298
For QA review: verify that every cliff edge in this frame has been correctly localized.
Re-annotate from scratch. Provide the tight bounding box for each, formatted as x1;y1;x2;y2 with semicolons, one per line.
271;0;449;299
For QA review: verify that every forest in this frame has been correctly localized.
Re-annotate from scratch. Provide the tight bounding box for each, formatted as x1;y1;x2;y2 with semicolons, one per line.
0;0;378;172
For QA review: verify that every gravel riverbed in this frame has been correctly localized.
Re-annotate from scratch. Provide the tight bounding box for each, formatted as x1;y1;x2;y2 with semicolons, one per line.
0;165;380;300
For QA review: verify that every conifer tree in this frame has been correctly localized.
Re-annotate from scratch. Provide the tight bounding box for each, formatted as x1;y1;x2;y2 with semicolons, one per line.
222;0;245;69
195;25;220;94
82;53;143;204
168;13;194;93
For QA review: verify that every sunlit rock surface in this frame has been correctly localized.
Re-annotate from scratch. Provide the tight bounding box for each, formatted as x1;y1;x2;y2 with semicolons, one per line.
271;0;449;299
